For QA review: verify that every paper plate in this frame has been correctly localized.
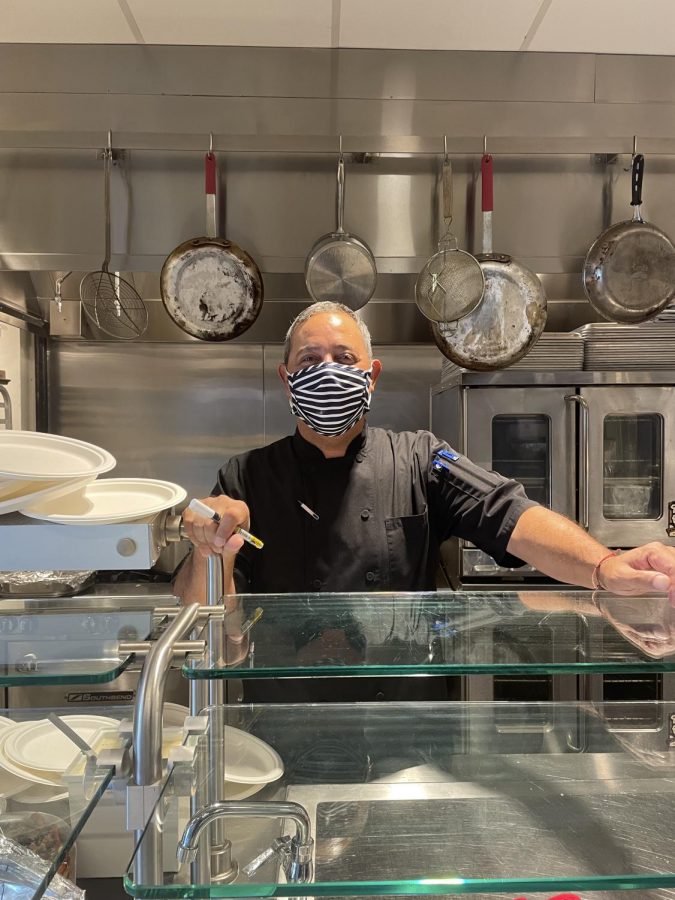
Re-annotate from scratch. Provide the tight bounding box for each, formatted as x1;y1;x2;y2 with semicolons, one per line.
2;715;118;776
223;726;284;785
0;431;116;481
0;476;95;515
222;780;267;801
0;720;31;799
20;478;187;525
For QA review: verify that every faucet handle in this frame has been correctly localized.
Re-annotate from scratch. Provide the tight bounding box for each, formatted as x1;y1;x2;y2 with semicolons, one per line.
242;836;291;878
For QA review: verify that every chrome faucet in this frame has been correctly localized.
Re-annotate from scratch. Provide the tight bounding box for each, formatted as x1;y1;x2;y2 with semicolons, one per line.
177;800;314;885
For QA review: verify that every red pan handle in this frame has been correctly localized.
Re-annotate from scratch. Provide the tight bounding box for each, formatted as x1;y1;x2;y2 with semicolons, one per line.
481;154;494;213
205;152;217;195
205;152;217;238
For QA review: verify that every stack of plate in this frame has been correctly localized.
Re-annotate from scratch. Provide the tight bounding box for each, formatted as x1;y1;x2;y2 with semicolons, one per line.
0;431;186;523
440;333;584;382
575;322;675;370
0;715;118;804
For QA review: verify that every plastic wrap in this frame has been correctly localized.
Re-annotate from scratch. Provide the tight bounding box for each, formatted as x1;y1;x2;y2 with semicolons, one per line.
0;835;83;899
0;571;94;599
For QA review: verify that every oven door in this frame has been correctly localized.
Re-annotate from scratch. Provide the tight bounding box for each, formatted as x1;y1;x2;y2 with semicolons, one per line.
581;386;675;547
462;387;576;577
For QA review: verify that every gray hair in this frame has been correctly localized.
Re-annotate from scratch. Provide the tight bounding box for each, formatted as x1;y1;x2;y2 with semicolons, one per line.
283;301;373;364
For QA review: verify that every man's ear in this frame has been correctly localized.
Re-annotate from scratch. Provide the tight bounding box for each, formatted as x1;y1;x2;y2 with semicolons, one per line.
369;359;383;392
278;364;291;398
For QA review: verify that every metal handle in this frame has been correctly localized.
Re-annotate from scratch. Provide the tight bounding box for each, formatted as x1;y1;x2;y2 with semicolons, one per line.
242;836;291;877
335;153;345;235
102;146;111;272
565;394;589;530
205;152;217;238
48;712;96;759
442;157;453;223
481;153;493;255
631;152;644;208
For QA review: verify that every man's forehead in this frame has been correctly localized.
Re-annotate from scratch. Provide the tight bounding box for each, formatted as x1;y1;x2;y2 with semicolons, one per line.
291;314;365;351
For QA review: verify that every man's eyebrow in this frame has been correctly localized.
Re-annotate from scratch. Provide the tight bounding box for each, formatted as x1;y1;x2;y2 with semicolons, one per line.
294;344;359;356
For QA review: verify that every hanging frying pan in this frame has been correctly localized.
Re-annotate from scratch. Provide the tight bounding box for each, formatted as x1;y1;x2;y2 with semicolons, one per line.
161;152;263;341
304;150;377;310
583;153;675;324
432;154;546;371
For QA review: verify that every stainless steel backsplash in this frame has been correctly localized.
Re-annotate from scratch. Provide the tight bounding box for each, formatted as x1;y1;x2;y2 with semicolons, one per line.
48;342;441;502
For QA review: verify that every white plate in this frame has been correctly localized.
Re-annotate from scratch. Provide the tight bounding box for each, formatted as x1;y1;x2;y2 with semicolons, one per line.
222;780;266;801
0;730;59;786
223;726;284;785
13;782;68;803
0;431;116;481
3;715;118;775
0;476;95;515
20;478;187;525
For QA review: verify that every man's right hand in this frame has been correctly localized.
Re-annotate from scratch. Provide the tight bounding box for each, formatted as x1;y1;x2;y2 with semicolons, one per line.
182;495;251;560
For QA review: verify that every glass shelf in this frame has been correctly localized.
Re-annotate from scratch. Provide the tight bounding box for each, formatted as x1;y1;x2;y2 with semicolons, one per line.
126;699;675;897
0;609;154;685
0;707;125;898
183;590;675;679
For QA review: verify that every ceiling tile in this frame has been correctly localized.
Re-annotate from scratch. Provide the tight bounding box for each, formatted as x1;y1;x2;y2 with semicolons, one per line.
339;0;542;51
0;0;136;43
529;0;675;54
127;0;333;47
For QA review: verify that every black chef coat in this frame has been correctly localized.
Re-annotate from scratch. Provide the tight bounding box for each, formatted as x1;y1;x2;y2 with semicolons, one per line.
212;425;537;594
209;425;537;702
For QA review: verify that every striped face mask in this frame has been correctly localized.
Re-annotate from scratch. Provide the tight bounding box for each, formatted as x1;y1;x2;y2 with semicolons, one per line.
286;362;373;437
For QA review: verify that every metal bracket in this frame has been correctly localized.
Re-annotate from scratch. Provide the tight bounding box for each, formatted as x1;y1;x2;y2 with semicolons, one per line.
126;783;162;831
668;501;675;537
593;153;619;166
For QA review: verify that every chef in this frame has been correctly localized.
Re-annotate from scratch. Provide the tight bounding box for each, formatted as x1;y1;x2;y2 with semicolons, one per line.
175;301;675;609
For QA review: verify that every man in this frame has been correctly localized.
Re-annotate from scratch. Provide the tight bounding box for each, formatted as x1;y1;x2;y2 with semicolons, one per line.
175;301;675;607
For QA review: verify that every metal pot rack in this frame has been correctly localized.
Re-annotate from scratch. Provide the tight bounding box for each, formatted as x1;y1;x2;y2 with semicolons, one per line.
1;130;675;158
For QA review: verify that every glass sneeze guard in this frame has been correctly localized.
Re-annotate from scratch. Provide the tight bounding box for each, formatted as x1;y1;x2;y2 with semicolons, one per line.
0;609;154;685
184;590;675;679
126;700;675;897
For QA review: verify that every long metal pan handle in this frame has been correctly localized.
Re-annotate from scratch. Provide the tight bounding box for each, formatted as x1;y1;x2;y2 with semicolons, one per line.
481;153;493;255
565;394;589;530
205;151;217;239
335;153;345;235
442;157;453;223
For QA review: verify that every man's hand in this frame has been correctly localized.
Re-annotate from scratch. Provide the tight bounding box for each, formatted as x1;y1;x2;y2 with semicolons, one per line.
600;542;675;601
182;495;250;560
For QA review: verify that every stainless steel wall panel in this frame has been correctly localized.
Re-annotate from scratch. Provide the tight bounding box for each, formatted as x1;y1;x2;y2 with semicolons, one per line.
0;46;595;103
48;342;264;501
596;55;675;104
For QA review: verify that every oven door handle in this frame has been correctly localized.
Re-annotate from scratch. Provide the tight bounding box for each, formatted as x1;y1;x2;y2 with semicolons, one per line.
564;394;589;530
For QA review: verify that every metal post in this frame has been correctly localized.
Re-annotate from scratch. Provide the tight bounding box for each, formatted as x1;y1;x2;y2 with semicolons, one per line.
205;555;231;881
132;602;202;886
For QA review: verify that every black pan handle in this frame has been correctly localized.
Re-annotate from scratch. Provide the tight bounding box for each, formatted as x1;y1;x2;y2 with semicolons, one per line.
631;153;644;207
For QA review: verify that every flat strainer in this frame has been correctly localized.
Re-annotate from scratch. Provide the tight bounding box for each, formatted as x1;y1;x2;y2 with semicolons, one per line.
80;142;148;340
415;156;484;323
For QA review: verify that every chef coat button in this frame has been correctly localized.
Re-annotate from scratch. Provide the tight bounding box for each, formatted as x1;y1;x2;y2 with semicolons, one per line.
312;579;323;590
366;571;376;583
360;509;370;521
355;453;364;463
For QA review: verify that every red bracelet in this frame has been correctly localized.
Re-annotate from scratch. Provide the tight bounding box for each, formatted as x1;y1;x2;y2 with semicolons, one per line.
591;550;619;591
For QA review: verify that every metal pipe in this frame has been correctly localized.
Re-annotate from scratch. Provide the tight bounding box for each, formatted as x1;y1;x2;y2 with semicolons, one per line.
118;639;205;657
205;555;227;877
178;801;312;864
132;602;201;885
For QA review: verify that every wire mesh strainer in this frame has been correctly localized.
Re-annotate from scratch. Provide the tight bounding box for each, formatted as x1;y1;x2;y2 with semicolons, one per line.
80;136;148;340
415;146;484;323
